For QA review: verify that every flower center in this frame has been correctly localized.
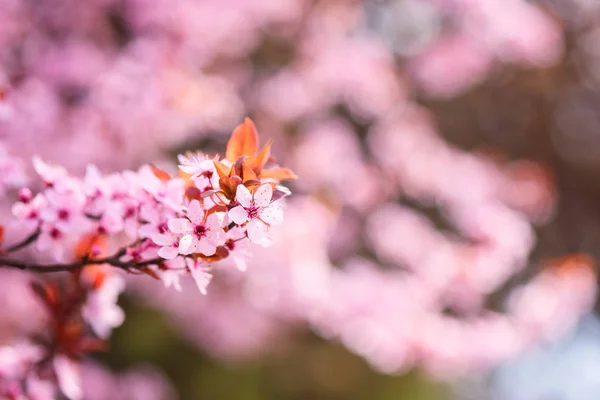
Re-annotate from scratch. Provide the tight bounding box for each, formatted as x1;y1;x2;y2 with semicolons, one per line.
58;209;70;220
247;206;259;219
50;228;62;239
124;206;136;218
194;224;207;238
225;239;235;250
158;223;168;233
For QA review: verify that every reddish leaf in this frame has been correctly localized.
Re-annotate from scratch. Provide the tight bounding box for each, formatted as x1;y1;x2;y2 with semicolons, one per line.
213;161;231;181
185;186;202;202
30;281;59;311
260;167;298;181
74;233;106;260
226;118;258;162
252;139;273;173
150;164;172;182
239;159;258;183
76;338;108;353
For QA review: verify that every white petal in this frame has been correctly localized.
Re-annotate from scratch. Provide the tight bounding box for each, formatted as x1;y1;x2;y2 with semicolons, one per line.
228;206;249;225
253;184;273;207
235;184;253;208
189;266;213;295
54;355;83;400
178;235;195;255
247;220;271;246
259;202;284;225
179;165;200;174
187;200;205;224
205;213;223;230
196;239;216;256
168;218;191;234
232;252;248;272
151;233;171;246
205;226;224;243
158;246;179;260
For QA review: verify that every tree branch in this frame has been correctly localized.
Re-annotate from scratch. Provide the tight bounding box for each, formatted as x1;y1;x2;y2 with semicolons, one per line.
3;228;41;253
0;250;164;273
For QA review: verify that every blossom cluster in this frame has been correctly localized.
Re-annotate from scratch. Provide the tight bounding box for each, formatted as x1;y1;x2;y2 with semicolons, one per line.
0;118;294;399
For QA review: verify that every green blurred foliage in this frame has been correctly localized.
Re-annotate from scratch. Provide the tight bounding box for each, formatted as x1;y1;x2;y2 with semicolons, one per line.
96;296;451;400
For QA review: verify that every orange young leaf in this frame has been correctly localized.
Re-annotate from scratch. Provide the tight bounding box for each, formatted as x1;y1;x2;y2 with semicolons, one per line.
213;160;231;181
252;139;273;173
234;158;258;183
260;167;298;181
150;164;172;182
74;233;106;260
226;118;259;162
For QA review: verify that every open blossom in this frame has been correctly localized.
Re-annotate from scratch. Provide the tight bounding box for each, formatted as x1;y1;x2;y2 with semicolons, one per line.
223;226;251;271
229;184;284;246
168;200;225;256
81;272;126;339
186;258;214;295
152;231;182;260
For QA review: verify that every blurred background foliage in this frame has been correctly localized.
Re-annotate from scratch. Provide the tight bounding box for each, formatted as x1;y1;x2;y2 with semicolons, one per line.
100;297;450;400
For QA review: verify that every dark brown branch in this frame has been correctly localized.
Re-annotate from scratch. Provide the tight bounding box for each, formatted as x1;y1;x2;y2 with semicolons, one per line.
3;228;41;253
0;249;164;273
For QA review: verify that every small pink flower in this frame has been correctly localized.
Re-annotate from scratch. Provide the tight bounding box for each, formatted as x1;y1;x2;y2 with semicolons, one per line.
138;203;170;239
186;258;213;295
32;156;68;188
228;184;283;246
223;226;250;272
81;273;125;339
12;193;47;230
158;257;188;292
53;355;82;400
151;231;181;260
168;200;224;256
40;189;87;232
37;224;70;261
177;152;217;180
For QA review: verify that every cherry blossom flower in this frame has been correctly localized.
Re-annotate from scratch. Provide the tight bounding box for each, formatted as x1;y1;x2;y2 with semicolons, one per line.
168;200;225;256
81;272;126;339
151;231;182;260
228;184;283;246
32;156;68;188
223;226;251;272
186;258;213;295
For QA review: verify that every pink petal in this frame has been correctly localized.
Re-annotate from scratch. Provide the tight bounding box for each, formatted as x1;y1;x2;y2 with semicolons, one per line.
53;355;82;400
168;218;191;234
247;219;271;246
259;201;284;225
232;252;248;272
178;235;195;255
151;233;171;247
158;246;179;260
236;184;253;208
189;264;213;295
228;206;249;225
206;213;223;230
205;227;223;243
253;184;273;207
187;200;205;224
196;239;217;256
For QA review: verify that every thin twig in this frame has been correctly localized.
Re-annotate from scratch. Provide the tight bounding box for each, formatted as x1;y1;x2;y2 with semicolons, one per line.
0;250;164;273
3;228;41;253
